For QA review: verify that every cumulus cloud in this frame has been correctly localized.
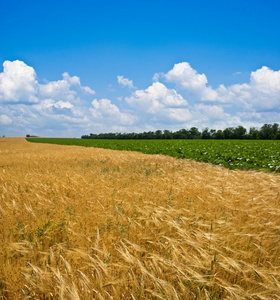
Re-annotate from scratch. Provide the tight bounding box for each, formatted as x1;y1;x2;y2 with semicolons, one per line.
0;60;38;103
117;75;135;88
192;104;229;120
62;72;95;95
54;101;74;109
33;99;74;111
90;98;135;125
188;104;231;128
164;62;280;112
0;60;95;105
39;72;95;101
126;82;188;112
125;82;191;122
165;62;218;101
251;66;280;92
0;114;12;125
248;66;280;110
39;81;74;101
2;59;280;137
0;60;97;136
216;67;280;110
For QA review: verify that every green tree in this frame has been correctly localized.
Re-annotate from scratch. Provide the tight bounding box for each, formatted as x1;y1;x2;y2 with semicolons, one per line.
202;128;211;139
155;130;163;139
215;130;224;139
248;127;259;139
272;123;279;138
223;127;234;139
163;130;173;139
189;127;201;139
233;126;246;139
176;129;189;139
260;124;274;139
210;129;216;139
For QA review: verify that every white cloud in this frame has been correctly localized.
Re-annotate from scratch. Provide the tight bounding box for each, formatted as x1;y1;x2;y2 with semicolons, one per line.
32;99;55;110
0;60;98;136
164;62;280;112
33;99;74;111
125;82;190;122
54;101;74;109
152;72;163;82
0;60;95;105
188;104;231;129
0;114;12;125
90;98;135;125
62;72;95;95
1;59;280;137
249;66;280;110
0;60;38;103
126;82;188;111
117;75;135;88
82;86;96;95
216;66;280;110
165;62;218;101
1;100;91;137
216;83;251;105
192;104;229;120
166;108;192;122
251;66;280;92
39;76;75;101
39;72;95;102
184;104;251;130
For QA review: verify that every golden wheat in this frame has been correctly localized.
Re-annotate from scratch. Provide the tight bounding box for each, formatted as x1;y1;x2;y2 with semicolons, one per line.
0;138;280;299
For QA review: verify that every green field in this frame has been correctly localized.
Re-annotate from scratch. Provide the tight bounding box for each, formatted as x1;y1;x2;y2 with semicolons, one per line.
26;138;280;172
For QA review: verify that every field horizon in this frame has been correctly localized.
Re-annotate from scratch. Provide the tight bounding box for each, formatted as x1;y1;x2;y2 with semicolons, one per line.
1;138;280;299
26;137;280;173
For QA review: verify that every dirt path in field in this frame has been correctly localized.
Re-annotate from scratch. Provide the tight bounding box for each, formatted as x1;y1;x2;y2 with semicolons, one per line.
1;138;280;299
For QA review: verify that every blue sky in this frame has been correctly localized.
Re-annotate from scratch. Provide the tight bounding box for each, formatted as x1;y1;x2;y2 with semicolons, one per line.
1;0;280;137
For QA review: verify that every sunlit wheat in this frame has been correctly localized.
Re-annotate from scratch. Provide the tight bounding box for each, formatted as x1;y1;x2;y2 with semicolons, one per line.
0;138;280;299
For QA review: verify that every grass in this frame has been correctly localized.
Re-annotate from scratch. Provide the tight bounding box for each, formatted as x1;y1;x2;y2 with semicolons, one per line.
26;138;280;173
1;138;280;299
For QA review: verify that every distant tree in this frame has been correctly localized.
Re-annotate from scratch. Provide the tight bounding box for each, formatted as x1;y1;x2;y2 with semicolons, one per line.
210;129;216;139
272;123;279;138
260;124;274;139
233;126;246;139
189;127;201;139
215;130;224;139
248;127;259;139
155;130;163;139
141;131;154;139
174;129;189;139
81;123;279;140
202;128;211;139
223;127;234;139
163;130;173;139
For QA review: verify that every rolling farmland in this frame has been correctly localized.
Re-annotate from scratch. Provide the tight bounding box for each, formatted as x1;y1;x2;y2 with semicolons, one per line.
1;138;280;299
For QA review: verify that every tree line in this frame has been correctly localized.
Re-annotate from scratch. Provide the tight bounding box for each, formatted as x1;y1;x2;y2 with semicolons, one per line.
81;123;280;140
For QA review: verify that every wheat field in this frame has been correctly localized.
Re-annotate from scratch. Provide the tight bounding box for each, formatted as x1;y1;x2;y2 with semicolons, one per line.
0;138;280;299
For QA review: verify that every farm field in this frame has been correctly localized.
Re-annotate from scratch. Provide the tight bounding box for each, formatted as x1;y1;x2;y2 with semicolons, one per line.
27;137;280;172
1;138;280;299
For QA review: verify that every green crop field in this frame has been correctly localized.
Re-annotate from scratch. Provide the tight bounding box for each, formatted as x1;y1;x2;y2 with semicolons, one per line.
26;138;280;172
